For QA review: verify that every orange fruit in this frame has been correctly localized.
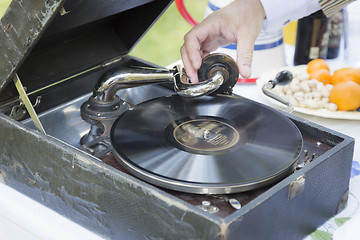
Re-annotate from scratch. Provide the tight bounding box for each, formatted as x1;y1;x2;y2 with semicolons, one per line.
329;81;360;111
307;59;330;74
332;68;360;85
309;68;332;84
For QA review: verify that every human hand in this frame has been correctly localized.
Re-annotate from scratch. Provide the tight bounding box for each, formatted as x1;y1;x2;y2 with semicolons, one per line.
180;0;266;83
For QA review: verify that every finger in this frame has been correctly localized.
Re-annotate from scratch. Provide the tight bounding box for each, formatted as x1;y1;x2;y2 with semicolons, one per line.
183;29;204;67
182;23;224;83
236;37;256;79
180;45;199;83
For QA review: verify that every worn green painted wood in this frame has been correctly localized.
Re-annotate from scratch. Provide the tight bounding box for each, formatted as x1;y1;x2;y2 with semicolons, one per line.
0;0;65;91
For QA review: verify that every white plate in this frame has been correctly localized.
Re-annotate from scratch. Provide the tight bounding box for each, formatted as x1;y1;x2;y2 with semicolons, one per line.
256;65;360;120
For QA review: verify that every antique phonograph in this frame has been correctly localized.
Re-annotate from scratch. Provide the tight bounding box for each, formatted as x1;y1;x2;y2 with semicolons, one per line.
78;52;303;195
0;1;354;239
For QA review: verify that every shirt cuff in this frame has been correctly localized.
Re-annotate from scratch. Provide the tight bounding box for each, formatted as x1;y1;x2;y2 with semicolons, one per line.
319;0;356;16
260;0;321;32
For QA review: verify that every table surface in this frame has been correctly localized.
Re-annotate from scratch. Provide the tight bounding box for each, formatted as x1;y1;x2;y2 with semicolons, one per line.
1;73;359;240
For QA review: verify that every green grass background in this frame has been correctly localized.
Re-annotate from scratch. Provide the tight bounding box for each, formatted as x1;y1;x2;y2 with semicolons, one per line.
0;0;9;16
0;0;208;67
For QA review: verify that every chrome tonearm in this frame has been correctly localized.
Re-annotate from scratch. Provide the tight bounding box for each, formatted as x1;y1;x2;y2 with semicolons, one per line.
92;64;224;102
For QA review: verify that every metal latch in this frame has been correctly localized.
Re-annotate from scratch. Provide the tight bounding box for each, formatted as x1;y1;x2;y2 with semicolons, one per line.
288;175;306;200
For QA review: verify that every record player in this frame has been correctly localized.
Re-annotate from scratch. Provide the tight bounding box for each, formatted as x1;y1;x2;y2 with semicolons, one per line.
0;1;355;239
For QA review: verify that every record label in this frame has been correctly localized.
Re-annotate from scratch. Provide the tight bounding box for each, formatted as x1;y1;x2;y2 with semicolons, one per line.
168;117;240;154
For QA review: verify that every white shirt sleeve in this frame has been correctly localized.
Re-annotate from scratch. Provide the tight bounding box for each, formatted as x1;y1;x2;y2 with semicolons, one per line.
260;0;322;32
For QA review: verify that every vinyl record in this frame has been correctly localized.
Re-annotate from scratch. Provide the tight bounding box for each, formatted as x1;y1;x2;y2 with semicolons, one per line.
110;94;303;194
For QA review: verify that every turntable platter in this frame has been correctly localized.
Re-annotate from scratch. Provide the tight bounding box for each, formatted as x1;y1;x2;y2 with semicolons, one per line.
110;95;303;194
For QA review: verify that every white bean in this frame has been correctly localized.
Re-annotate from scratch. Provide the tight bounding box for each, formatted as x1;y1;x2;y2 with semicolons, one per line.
283;85;291;93
308;79;318;89
312;91;322;100
300;82;311;92
320;88;330;98
297;73;310;81
293;91;305;99
321;97;329;103
325;103;338;111
326;84;333;91
304;92;312;100
286;89;294;97
290;83;301;92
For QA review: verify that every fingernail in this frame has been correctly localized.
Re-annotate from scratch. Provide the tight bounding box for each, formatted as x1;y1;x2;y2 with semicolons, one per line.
242;64;251;78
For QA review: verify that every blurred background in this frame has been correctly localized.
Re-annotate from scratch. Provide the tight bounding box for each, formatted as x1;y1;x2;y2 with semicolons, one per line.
0;0;208;67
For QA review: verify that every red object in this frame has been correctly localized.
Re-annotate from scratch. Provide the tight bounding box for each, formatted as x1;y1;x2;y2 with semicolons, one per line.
237;78;257;84
175;0;199;26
